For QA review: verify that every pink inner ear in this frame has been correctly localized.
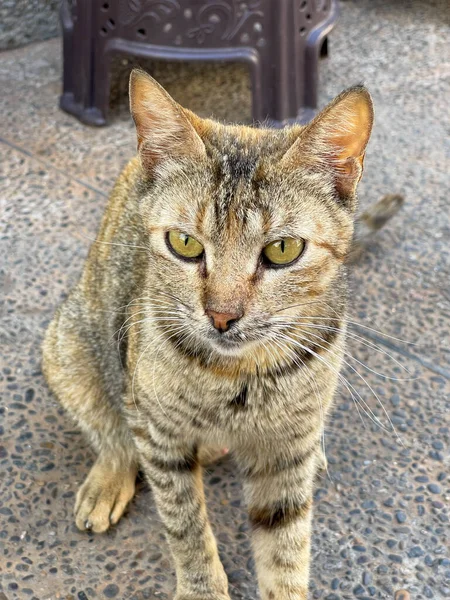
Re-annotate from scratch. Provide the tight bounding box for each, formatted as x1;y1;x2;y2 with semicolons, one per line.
326;95;373;162
130;73;179;151
129;70;206;170
279;87;373;186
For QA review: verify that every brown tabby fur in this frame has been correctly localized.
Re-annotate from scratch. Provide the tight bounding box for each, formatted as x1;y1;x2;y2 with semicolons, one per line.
42;71;401;600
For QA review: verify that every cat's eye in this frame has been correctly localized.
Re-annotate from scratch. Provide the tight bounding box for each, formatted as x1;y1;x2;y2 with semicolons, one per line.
167;230;204;260
262;238;305;266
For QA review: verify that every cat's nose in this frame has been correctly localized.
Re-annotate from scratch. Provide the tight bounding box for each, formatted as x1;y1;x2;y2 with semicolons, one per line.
206;309;243;333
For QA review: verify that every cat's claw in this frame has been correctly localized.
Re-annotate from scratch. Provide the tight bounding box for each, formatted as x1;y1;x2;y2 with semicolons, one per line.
318;452;328;472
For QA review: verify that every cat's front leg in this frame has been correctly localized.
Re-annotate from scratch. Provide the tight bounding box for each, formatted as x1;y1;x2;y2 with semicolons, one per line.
130;420;230;600
242;444;321;600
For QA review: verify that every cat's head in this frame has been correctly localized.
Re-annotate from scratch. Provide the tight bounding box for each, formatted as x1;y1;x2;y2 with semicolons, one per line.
129;70;373;364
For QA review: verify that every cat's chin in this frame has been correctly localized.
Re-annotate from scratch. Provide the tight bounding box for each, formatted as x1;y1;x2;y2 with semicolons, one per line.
209;338;250;358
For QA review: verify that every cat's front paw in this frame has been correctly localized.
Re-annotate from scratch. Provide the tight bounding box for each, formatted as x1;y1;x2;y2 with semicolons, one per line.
175;582;230;600
74;459;136;533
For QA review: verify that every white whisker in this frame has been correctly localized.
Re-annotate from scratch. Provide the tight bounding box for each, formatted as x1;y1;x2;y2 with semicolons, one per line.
275;301;417;346
131;323;187;415
285;329;404;446
77;230;149;252
274;332;391;434
270;337;333;482
272;315;413;376
272;319;413;381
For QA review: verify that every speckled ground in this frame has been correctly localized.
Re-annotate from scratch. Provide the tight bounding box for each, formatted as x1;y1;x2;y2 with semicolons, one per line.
1;1;449;599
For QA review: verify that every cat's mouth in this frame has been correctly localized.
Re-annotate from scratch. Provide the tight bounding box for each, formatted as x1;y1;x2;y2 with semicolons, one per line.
207;330;257;357
211;338;247;356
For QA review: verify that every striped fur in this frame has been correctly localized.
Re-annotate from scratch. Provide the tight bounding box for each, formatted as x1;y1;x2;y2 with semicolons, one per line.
42;71;381;599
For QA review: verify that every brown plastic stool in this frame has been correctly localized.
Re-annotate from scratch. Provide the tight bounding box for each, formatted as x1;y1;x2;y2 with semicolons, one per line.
60;0;339;127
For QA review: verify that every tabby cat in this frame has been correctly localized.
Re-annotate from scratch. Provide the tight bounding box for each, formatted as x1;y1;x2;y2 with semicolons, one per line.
42;70;401;600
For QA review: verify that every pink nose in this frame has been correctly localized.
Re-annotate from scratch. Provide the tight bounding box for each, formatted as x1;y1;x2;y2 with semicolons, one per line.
206;309;243;332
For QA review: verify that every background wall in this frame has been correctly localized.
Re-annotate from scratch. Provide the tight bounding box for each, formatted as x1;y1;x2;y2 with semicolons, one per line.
0;0;60;50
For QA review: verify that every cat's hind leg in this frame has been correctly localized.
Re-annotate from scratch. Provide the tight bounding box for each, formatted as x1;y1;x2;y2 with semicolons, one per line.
42;307;138;533
198;445;229;467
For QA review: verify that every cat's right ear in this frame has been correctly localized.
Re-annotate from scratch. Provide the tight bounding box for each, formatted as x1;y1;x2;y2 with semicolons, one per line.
129;69;206;172
280;86;374;202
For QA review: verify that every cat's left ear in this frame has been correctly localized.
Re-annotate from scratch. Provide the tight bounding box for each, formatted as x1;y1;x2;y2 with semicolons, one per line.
281;86;374;200
129;69;206;172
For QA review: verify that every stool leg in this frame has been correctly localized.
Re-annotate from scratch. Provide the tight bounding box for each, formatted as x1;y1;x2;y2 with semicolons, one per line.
59;0;108;126
250;55;300;125
248;56;266;124
59;0;92;122
60;0;74;105
304;0;339;111
250;0;338;125
86;50;113;127
249;0;299;125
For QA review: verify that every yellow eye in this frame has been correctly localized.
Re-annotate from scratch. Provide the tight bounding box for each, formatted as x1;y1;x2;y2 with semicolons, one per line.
263;238;305;266
167;231;204;260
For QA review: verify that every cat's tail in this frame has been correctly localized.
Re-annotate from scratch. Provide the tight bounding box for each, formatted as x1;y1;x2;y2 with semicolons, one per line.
348;194;404;263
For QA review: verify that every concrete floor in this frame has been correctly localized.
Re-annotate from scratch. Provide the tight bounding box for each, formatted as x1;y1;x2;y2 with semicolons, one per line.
1;1;449;599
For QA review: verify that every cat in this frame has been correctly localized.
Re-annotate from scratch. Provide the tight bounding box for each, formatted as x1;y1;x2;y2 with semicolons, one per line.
42;70;402;600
